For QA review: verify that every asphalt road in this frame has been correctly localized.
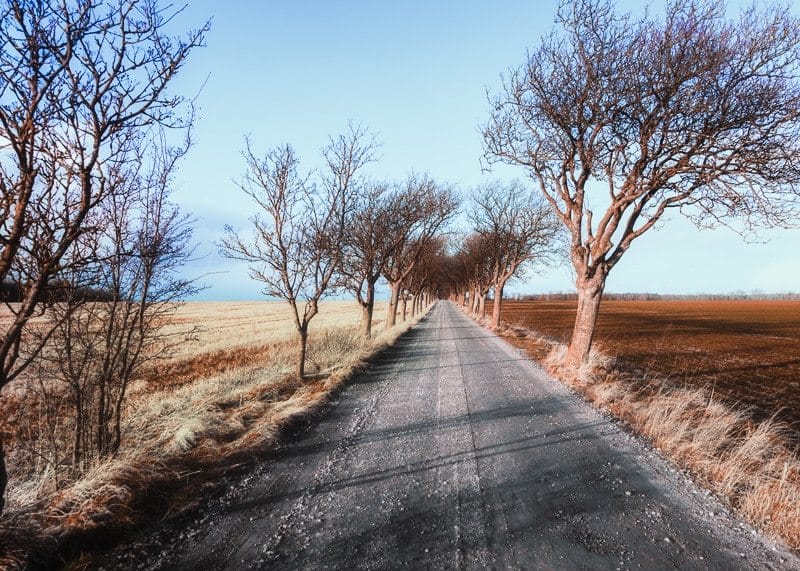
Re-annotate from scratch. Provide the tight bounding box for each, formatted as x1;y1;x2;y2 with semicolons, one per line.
119;301;798;570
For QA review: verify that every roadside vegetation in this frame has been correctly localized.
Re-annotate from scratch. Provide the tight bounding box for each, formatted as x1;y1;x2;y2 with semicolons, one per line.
0;0;450;566
476;299;800;549
439;0;800;551
0;300;432;567
2;0;800;566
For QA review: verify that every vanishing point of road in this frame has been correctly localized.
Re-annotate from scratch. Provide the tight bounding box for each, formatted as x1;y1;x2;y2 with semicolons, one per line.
120;301;797;570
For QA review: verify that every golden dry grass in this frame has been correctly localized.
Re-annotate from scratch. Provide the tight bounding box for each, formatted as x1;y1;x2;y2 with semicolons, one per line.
0;298;424;569
489;315;800;550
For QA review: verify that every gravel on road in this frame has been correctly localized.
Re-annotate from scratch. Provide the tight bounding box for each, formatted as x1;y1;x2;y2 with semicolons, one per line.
107;301;798;570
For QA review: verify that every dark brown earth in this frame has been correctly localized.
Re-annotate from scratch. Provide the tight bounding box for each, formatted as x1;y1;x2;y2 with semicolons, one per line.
495;299;800;432
102;302;798;570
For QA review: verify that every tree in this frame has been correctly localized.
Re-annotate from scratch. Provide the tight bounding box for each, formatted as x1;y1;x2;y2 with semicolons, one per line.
457;233;494;319
484;0;800;367
0;0;206;514
405;236;446;318
382;176;458;328
470;181;561;328
222;129;371;378
339;181;396;338
27;135;198;482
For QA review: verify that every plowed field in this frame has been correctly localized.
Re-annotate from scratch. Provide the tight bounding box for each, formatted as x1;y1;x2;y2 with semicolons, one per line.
496;300;800;431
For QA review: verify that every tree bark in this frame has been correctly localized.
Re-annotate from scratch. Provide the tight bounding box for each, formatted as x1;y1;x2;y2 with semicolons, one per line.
478;294;486;320
401;294;407;322
0;436;6;514
297;326;308;378
361;280;376;339
491;281;505;328
566;277;606;368
386;282;401;328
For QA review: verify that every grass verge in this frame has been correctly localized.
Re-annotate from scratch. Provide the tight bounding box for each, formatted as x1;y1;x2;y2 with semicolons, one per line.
485;315;800;550
0;306;431;570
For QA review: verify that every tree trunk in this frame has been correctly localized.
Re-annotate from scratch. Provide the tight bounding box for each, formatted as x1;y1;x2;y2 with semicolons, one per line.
479;294;486;320
361;280;376;339
97;379;107;458
566;277;606;368
297;326;308;378
491;281;505;329
401;295;407;322
73;391;83;468
386;282;400;328
0;436;6;515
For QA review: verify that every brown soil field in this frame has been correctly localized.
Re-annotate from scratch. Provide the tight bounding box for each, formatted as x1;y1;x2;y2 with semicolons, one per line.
495;300;800;432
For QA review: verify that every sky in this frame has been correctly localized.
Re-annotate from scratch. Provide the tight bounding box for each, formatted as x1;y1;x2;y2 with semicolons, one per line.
167;1;800;300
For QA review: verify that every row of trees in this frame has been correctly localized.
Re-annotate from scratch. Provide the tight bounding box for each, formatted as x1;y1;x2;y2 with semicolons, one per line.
222;126;458;377
3;0;799;521
0;0;208;512
447;182;562;327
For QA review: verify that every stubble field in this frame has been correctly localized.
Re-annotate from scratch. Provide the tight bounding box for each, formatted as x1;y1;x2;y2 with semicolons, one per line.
497;299;800;432
0;299;418;567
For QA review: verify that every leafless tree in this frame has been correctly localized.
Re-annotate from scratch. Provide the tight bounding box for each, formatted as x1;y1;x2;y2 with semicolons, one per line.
0;0;207;513
484;0;800;367
222;128;372;377
339;181;397;338
470;181;561;328
405;236;446;318
457;234;494;319
26;135;198;482
382;176;458;328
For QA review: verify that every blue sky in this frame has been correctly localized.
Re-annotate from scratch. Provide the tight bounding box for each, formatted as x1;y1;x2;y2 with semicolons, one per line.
170;1;800;300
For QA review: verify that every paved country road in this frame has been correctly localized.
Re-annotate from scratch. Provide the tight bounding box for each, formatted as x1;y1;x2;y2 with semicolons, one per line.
110;301;798;570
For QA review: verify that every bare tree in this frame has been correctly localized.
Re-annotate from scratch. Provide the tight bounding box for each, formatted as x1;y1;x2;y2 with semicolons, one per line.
485;0;800;367
470;181;561;328
457;234;494;319
339;181;396;338
405;236;446;318
0;0;207;513
383;176;458;328
30;135;198;480
222;128;372;377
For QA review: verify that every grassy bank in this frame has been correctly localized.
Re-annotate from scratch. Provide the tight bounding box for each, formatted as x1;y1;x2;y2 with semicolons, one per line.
482;314;800;550
0;300;429;569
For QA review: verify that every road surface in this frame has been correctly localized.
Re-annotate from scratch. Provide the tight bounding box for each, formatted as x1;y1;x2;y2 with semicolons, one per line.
111;301;797;570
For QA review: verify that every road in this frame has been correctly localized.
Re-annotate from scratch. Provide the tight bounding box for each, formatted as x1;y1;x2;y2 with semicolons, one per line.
116;301;797;570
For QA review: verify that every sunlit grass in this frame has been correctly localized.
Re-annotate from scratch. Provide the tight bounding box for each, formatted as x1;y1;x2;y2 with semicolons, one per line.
0;298;420;568
492;316;800;550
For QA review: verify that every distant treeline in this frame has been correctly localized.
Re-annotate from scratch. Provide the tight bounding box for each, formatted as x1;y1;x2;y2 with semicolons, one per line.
514;292;800;301
0;281;115;303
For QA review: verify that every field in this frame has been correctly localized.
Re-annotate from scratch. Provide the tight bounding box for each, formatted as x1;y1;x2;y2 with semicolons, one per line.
496;300;800;432
0;299;421;566
489;299;800;546
144;300;386;386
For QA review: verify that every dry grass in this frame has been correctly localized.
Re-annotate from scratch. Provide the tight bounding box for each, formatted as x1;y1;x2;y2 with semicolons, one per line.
0;299;425;569
489;314;800;549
